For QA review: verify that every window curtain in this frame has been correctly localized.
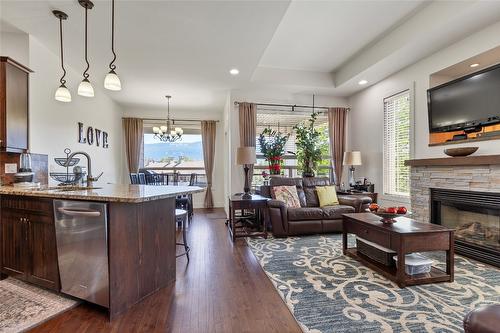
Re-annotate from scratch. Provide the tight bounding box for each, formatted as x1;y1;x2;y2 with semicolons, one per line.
201;120;216;208
328;108;348;185
123;118;144;176
238;102;256;189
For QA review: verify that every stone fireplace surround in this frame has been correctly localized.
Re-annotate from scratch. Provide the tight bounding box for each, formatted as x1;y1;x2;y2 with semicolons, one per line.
406;155;500;266
410;163;500;223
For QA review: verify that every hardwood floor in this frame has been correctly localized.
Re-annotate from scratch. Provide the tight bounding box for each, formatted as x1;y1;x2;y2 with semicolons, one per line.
29;208;302;333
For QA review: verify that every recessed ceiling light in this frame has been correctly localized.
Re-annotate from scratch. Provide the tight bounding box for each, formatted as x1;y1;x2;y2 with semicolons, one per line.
470;63;479;68
358;79;368;85
229;68;239;75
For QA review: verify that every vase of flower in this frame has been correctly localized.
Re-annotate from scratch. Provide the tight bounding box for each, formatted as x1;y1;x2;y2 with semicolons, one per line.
258;128;290;176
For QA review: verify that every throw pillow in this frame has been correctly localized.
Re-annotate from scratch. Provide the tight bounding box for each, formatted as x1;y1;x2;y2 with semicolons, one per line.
272;185;301;208
316;186;339;207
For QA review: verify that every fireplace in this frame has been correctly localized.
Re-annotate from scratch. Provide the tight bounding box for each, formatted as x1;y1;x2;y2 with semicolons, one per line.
431;188;500;267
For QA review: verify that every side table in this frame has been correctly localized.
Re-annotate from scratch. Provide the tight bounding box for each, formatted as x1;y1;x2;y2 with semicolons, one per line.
227;194;269;242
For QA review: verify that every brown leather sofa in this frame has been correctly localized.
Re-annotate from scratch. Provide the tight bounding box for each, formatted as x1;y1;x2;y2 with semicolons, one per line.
260;177;372;237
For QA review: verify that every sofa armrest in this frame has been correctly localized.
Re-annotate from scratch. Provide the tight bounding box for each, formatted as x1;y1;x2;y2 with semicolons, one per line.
338;195;371;213
267;199;288;237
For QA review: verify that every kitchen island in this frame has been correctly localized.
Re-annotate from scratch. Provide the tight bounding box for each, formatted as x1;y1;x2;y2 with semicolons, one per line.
0;184;203;319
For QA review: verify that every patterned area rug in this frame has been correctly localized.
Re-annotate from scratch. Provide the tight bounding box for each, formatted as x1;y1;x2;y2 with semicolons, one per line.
0;278;77;333
247;234;500;333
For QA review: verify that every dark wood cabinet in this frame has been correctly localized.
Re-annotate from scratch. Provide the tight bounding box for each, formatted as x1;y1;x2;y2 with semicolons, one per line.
0;196;60;290
0;57;32;153
27;213;60;289
0;208;28;278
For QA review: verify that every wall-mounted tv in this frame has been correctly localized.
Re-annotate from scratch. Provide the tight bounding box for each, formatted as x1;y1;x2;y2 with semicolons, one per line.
427;63;500;133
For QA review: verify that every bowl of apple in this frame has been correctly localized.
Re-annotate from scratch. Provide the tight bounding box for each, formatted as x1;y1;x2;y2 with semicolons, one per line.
368;204;408;224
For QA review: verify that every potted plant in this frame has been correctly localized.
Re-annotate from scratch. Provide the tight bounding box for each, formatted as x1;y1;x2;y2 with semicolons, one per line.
258;128;290;175
293;111;325;177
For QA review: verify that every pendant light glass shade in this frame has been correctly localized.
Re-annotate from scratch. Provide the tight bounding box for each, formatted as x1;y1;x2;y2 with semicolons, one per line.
53;10;70;103
105;0;122;91
79;0;94;98
78;78;94;97
55;84;72;102
104;70;121;91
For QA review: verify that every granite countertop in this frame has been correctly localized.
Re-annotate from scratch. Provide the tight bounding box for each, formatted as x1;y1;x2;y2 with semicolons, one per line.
0;184;204;203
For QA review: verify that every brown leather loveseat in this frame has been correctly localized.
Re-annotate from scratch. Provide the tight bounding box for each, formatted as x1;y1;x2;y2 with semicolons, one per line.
260;177;372;237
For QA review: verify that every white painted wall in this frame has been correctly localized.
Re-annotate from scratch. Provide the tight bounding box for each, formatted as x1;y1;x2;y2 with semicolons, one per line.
122;106;225;209
28;36;124;185
228;89;349;199
347;20;500;207
0;31;29;65
1;29;124;186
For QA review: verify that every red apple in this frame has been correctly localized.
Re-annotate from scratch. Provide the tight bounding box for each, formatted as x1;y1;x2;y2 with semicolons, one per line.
369;203;379;212
386;207;397;214
397;206;407;214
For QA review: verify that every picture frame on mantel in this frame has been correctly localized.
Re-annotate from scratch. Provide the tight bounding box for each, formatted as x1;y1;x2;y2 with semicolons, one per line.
428;45;500;147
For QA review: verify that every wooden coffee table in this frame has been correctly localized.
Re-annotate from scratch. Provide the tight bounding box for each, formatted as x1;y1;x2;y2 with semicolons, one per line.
342;213;454;287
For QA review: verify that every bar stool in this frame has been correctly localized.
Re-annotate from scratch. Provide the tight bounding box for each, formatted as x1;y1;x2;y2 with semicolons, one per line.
175;209;190;262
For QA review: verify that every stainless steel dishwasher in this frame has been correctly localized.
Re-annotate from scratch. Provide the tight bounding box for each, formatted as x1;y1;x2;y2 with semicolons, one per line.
54;200;109;307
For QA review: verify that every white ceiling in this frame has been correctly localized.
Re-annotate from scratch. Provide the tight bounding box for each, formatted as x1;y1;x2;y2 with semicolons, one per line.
258;1;424;72
0;0;290;112
1;0;500;114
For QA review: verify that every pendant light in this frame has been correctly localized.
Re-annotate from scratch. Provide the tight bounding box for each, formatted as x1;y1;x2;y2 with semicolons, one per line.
153;96;183;142
77;0;95;97
53;10;71;102
104;0;122;91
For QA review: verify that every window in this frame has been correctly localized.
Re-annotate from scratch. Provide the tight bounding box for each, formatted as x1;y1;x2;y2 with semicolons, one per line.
143;129;206;186
253;108;331;186
383;90;411;197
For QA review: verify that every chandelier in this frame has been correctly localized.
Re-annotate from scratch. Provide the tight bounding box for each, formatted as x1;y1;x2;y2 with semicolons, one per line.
153;95;183;142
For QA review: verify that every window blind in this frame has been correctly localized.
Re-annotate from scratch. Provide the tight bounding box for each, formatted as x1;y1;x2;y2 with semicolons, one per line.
383;90;410;197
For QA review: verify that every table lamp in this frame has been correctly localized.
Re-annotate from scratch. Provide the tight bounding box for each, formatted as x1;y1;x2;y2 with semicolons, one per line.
237;146;256;199
343;151;362;187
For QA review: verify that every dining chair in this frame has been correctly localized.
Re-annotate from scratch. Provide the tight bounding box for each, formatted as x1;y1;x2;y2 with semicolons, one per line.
130;173;139;184
138;173;146;185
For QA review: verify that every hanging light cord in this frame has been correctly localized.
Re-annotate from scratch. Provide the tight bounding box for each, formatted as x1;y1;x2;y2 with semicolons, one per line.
109;0;117;71
58;17;67;85
83;6;90;80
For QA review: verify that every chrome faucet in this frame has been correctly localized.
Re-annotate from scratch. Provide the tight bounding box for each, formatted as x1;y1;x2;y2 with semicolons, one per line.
64;151;103;187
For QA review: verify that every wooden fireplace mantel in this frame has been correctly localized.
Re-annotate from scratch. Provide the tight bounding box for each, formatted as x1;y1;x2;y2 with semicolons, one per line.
405;154;500;167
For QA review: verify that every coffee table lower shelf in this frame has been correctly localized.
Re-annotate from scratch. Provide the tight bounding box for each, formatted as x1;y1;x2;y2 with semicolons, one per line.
344;248;452;287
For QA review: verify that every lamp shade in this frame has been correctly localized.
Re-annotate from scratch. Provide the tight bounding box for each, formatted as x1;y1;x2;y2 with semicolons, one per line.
77;78;95;97
55;84;72;102
343;151;362;166
236;147;256;165
104;70;122;91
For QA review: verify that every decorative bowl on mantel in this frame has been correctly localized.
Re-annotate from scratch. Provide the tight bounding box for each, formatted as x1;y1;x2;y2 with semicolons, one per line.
444;147;478;157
